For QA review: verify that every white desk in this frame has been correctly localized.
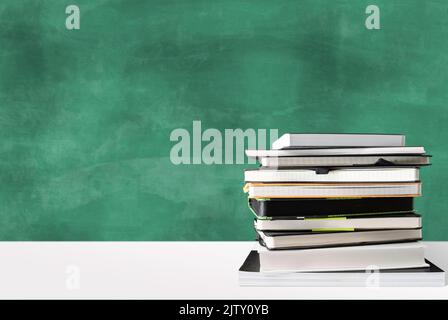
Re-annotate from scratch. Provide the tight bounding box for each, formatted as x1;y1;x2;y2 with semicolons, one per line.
0;241;447;299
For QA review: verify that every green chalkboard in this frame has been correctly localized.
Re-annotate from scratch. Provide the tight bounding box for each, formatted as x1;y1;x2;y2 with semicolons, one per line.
0;0;447;240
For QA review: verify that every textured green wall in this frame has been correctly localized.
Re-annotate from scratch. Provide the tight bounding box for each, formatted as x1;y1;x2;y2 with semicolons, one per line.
0;0;447;240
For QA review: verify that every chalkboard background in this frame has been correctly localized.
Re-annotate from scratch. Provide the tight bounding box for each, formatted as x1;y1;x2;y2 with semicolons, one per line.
1;0;447;240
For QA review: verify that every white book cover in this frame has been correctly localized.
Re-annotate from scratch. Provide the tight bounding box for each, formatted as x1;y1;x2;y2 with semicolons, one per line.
257;243;428;273
244;168;419;183
254;214;421;231
244;182;421;198
272;133;406;149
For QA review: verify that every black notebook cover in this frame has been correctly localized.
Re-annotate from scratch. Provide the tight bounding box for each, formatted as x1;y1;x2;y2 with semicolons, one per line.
239;250;444;274
249;197;414;218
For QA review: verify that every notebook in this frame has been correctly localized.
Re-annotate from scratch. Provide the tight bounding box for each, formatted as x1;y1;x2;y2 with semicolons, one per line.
246;147;425;159
239;250;445;287
257;228;422;250
244;182;421;198
244;167;419;183
272;133;406;149
249;197;414;218
272;133;405;149
254;213;421;231
256;242;427;272
259;155;430;168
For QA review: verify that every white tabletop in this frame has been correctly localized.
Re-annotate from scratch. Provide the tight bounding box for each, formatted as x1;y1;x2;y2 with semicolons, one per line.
0;241;447;299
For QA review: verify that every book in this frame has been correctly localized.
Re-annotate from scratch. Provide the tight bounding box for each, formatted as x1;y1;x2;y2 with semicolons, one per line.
244;182;421;199
239;133;437;286
244;167;419;183
257;229;422;250
249;197;414;218
272;133;406;149
256;242;426;272
246;146;425;159
239;250;445;287
259;155;430;168
254;213;421;231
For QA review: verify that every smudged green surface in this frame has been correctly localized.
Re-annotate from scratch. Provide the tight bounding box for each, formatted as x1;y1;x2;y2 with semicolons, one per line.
0;0;447;240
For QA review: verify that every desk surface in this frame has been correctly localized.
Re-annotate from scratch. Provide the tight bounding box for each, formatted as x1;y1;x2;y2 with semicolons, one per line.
0;241;447;299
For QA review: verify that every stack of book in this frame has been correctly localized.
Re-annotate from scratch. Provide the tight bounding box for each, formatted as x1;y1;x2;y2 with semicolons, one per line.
239;133;445;287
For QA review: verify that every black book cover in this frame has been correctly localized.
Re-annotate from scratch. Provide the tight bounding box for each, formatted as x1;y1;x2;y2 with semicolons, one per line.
249;197;414;218
239;250;444;274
